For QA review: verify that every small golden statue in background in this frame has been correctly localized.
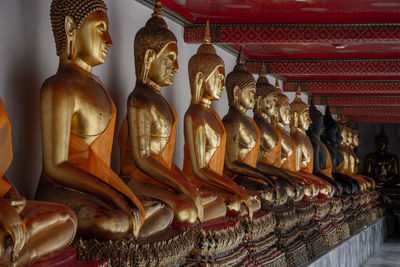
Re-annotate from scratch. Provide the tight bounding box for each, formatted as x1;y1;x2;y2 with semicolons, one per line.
1;99;77;266
36;0;145;240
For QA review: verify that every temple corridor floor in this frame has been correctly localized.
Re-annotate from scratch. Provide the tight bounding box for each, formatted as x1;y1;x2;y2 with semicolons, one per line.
363;238;400;266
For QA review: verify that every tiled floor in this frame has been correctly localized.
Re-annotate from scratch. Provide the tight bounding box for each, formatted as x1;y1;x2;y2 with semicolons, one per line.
363;238;400;267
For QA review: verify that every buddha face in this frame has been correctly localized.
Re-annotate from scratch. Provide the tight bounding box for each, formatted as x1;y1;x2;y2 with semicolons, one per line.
75;11;112;67
148;42;179;87
340;127;347;145
261;92;278;118
376;137;388;152
204;66;225;101
353;132;360;147
312;118;326;137
279;103;290;125
298;110;310;131
237;82;256;110
346;128;353;145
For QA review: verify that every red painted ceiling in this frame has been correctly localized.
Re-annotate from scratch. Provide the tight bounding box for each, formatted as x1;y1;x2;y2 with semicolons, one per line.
159;0;400;122
163;0;400;24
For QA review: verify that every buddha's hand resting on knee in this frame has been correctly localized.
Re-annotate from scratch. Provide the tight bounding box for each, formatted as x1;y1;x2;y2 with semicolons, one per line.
112;195;142;239
0;198;26;262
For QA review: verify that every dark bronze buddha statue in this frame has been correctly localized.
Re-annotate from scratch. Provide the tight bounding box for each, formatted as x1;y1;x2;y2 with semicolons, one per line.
364;126;399;188
306;96;343;196
321;107;361;195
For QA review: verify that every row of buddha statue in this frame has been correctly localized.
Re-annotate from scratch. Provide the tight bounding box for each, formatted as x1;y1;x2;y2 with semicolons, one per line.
1;0;383;266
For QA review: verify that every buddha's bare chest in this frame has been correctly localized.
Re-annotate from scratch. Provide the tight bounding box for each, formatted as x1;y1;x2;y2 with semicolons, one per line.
71;83;113;141
149;100;175;154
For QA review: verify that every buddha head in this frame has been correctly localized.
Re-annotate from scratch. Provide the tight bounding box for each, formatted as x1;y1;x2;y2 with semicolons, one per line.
188;21;225;105
254;64;278;119
352;125;361;148
275;82;290;126
50;0;112;69
226;46;256;112
322;106;342;146
376;126;389;152
337;116;348;145
134;0;178;89
289;88;310;132
307;95;325;137
346;123;353;146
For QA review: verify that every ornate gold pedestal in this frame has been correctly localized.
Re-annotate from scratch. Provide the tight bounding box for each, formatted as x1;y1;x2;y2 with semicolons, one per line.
73;229;197;266
243;211;287;266
186;218;248;266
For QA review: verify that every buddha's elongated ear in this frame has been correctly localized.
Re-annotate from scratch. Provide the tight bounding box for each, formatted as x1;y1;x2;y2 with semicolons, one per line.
192;72;204;104
292;111;299;128
254;95;262;113
233;84;240;106
142;49;156;83
65;16;76;60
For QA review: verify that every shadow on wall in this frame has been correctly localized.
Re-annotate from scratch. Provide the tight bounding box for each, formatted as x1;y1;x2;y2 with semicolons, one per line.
358;123;400;173
3;1;42;198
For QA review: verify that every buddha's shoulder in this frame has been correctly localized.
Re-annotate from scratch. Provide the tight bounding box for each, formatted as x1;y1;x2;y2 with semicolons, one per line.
222;110;242;126
128;85;163;107
41;73;95;92
184;105;210;123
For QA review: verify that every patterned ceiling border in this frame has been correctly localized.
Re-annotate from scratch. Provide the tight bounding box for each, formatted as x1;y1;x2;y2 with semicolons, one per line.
185;24;400;44
285;80;400;95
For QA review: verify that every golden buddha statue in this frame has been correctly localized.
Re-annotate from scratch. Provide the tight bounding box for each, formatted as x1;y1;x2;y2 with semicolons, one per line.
288;89;334;198
253;64;304;202
365;126;399;188
274;86;319;199
222;47;281;207
35;0;148;241
119;2;226;226
337;119;369;191
182;22;259;218
0;98;77;266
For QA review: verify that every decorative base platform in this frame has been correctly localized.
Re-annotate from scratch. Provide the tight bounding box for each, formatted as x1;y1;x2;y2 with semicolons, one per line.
304;215;387;267
73;229;196;267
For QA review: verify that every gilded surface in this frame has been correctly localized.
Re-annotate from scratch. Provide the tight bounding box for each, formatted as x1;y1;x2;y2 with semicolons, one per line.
36;0;145;241
183;22;257;218
0;99;77;267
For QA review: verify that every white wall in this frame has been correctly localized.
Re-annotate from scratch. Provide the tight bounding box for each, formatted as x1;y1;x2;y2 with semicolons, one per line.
0;0;288;198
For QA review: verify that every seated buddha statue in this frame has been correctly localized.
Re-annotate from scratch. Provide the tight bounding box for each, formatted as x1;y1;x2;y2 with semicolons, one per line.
119;3;226;226
364;126;399;188
35;0;158;241
306;96;343;196
274;86;324;199
182;23;260;218
349;125;375;189
253;64;304;202
288;90;335;198
321;106;360;195
337;119;369;191
0;98;77;266
222;48;281;207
